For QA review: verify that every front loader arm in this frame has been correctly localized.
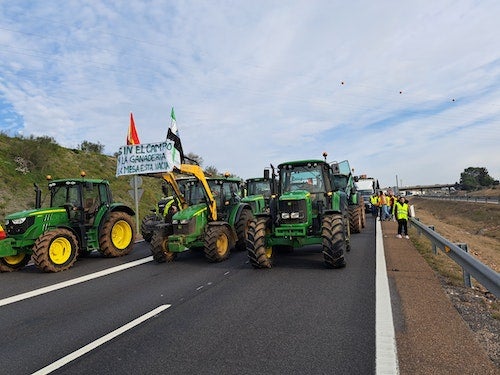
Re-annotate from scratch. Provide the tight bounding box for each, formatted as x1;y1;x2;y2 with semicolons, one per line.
174;164;217;221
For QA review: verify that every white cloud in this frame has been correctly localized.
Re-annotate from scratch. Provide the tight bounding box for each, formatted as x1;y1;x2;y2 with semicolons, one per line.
0;0;499;186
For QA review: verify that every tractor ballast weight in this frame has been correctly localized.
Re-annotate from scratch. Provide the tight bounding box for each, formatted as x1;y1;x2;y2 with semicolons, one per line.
246;158;348;269
150;164;254;263
0;174;136;273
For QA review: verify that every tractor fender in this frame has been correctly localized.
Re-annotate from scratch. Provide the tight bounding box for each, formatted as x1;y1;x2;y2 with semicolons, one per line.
233;203;253;223
109;204;135;217
207;221;237;248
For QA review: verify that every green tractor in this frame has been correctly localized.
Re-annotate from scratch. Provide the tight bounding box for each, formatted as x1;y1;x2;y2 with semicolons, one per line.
151;164;254;263
246;156;349;269
242;167;277;214
331;160;366;234
0;173;136;273
140;177;193;242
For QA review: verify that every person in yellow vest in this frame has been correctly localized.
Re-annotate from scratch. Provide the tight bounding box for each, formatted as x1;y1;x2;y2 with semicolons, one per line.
393;196;411;238
370;193;379;217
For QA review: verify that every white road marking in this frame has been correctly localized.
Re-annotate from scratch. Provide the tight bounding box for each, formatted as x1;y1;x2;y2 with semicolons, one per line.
375;219;400;374
31;304;171;375
0;256;153;307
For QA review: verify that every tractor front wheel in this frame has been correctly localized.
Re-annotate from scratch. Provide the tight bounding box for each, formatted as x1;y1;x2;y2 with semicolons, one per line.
322;214;346;268
246;217;273;269
204;225;231;262
99;212;136;257
32;228;79;272
0;253;31;272
150;228;176;263
235;208;254;251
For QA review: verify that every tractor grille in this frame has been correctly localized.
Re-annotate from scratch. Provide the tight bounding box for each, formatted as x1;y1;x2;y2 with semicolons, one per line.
279;199;307;224
5;216;35;235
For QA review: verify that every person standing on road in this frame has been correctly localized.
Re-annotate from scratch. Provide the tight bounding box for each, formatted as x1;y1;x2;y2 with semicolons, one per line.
370;193;379;217
393;196;411;238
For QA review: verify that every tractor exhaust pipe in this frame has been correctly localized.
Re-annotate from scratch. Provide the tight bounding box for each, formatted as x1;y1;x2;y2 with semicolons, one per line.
34;183;42;209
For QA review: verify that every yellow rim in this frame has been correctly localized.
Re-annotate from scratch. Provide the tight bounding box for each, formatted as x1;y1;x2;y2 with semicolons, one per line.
4;253;26;265
49;237;72;264
265;246;273;259
111;220;133;249
215;232;229;256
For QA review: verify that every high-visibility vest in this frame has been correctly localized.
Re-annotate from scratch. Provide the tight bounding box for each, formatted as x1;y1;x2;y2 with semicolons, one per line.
370;195;378;205
394;201;409;220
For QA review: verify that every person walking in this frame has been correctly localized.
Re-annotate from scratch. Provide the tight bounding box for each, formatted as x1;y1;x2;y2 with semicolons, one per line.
393;195;411;238
378;191;387;220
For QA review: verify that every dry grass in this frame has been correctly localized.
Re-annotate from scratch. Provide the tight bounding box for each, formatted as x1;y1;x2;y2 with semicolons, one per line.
408;196;500;320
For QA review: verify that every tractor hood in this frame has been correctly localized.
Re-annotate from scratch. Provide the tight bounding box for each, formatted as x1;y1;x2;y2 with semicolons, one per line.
172;203;207;221
279;190;310;201
6;207;66;220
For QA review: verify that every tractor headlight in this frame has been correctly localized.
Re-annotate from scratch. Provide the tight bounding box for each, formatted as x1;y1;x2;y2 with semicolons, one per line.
172;219;179;224
12;218;27;225
180;219;190;224
290;212;300;219
281;212;290;219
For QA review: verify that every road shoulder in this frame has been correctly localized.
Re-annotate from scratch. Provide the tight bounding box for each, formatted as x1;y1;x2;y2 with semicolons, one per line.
381;220;498;374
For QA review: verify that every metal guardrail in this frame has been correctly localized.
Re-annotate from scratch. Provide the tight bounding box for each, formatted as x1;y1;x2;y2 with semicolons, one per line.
410;217;500;298
420;195;499;204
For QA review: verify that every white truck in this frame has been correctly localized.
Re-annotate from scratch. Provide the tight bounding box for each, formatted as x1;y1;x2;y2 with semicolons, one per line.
354;176;379;213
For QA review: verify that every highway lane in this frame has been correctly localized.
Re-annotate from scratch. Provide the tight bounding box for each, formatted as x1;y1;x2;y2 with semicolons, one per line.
0;218;377;374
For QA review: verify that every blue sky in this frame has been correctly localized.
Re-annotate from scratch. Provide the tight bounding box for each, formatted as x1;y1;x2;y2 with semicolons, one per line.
1;1;499;188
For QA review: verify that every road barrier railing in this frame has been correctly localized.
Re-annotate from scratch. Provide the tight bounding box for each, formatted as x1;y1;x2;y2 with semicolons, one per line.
410;217;500;298
421;195;499;204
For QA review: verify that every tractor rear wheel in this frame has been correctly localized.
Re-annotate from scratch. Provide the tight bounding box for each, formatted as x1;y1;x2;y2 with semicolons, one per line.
150;228;176;263
99;212;136;257
322;213;346;268
235;208;254;251
141;214;161;242
204;225;231;262
0;253;31;272
246;217;273;269
32;228;79;272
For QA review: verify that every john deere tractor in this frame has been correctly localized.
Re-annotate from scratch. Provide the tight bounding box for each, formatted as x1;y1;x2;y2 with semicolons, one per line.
0;173;136;273
150;164;254;263
246;156;348;269
331;160;365;234
140;177;194;242
242;167;277;214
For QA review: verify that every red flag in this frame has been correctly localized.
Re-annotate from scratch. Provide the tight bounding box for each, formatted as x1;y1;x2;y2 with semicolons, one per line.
127;113;140;145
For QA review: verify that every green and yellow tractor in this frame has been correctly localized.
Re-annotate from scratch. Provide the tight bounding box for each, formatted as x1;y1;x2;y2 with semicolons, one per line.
246;155;349;269
331;160;366;234
0;173;136;272
151;164;254;263
242;167;277;215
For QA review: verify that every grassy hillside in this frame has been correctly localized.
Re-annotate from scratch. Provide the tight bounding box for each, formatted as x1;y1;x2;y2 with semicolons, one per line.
0;133;162;222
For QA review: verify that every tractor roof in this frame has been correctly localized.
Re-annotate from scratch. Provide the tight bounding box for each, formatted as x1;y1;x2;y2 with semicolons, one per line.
278;159;327;168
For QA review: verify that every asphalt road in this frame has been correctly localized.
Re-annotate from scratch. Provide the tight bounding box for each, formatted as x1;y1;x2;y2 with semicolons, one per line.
1;219;377;375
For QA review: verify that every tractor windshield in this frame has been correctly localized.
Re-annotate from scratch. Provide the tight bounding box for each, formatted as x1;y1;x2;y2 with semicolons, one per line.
247;180;272;198
280;165;325;194
50;184;81;208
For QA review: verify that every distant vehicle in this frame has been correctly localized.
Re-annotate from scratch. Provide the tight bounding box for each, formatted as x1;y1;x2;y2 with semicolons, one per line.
354;175;380;212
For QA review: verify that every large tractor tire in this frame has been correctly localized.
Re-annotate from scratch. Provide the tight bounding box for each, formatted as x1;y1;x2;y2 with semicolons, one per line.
235;208;254;251
246;217;273;269
141;214;161;243
99;211;136;257
150;227;176;263
32;228;79;272
349;205;362;234
204;225;231;262
0;253;31;272
322;213;346;268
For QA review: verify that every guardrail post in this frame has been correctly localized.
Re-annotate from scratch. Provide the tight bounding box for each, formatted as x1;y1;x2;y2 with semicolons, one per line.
456;243;472;288
428;226;437;254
